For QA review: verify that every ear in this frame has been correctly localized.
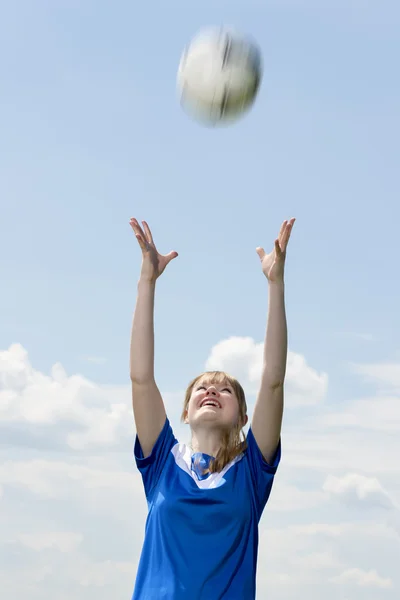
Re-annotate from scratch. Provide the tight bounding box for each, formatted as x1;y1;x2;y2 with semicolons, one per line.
243;414;249;426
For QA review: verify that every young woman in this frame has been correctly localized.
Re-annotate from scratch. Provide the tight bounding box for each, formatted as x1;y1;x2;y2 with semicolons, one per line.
129;217;295;600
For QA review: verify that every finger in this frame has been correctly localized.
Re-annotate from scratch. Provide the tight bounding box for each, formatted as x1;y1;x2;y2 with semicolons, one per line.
135;234;148;251
142;221;154;245
278;220;288;244
130;218;146;240
165;251;179;263
274;239;282;257
256;246;266;261
281;218;295;251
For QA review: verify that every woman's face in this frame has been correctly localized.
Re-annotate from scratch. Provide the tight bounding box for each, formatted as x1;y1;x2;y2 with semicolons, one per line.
184;376;241;431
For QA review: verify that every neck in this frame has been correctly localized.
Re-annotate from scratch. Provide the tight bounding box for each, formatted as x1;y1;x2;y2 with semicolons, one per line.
190;428;224;457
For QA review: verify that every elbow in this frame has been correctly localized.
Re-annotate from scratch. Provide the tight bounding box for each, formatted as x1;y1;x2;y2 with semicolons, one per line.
261;365;285;390
271;380;284;390
262;377;285;391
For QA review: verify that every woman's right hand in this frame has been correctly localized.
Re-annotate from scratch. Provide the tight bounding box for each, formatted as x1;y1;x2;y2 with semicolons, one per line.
130;218;178;283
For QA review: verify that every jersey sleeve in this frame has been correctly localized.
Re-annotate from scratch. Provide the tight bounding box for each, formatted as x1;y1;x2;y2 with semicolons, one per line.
245;426;281;518
134;417;178;500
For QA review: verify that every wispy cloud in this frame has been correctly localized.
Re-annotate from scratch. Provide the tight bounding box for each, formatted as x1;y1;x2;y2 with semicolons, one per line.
334;331;375;341
79;356;107;365
351;361;400;389
331;568;393;588
323;473;397;510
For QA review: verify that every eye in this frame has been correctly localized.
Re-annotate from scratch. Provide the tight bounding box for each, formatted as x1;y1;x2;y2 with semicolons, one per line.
197;386;206;390
222;388;232;393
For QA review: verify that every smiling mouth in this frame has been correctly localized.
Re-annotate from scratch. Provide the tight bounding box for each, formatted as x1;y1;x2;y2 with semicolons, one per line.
200;399;221;408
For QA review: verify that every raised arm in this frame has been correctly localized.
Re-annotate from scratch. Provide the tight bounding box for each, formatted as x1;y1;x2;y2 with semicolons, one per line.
129;218;178;458
251;218;295;464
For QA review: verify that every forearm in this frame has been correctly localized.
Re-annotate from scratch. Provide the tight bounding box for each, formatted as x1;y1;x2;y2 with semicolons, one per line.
130;278;156;383
262;281;288;387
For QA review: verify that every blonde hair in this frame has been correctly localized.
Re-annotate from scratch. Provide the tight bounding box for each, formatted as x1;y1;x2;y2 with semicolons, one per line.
181;370;248;474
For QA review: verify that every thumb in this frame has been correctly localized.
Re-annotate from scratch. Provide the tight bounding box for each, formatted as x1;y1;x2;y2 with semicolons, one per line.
166;251;178;263
256;247;265;261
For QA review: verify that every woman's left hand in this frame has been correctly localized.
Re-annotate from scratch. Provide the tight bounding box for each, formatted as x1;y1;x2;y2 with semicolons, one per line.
256;218;296;283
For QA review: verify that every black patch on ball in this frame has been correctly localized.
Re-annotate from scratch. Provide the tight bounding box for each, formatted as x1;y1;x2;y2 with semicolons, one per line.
220;86;229;117
222;34;232;68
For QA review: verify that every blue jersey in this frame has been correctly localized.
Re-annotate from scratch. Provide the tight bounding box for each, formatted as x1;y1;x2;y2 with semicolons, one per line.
132;417;280;600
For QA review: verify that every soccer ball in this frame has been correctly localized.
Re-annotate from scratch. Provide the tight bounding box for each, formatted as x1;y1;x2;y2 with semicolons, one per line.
177;27;262;126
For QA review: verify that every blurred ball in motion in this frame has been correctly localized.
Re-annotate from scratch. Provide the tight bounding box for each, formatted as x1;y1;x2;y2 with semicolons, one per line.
177;26;263;126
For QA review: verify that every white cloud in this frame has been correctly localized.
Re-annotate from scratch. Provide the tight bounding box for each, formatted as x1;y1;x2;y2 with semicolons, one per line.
387;512;400;536
351;361;400;391
286;521;399;540
267;482;327;511
1;342;399;599
0;458;143;504
323;473;397;510
17;532;83;553
331;568;393;588
70;558;135;588
258;519;399;597
0;344;133;450
205;336;328;405
285;351;328;405
312;395;400;432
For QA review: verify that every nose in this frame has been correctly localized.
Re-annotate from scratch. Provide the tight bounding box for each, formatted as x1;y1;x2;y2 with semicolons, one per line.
206;386;219;396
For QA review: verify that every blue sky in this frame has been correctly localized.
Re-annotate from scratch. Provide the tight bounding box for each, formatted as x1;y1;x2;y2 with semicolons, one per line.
1;1;399;598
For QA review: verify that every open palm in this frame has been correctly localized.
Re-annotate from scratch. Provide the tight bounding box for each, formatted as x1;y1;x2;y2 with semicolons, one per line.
130;218;178;283
256;218;295;283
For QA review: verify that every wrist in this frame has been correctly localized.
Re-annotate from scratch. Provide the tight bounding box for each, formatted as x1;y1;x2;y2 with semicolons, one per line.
137;277;157;290
268;278;285;289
